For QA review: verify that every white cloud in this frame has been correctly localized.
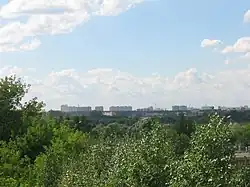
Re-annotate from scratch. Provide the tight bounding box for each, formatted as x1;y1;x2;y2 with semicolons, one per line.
20;38;41;51
244;10;250;23
201;39;222;48
1;65;250;110
0;37;41;52
245;52;250;58
221;37;250;54
0;0;145;52
220;11;250;56
237;52;250;61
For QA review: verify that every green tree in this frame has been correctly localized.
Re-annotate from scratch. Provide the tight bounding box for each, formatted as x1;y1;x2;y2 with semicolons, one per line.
106;121;175;187
170;114;237;187
33;123;87;187
90;110;103;118
175;114;195;137
0;76;44;141
232;124;250;148
59;119;176;187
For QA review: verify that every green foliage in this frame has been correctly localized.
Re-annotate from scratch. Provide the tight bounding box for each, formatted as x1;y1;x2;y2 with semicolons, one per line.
0;76;27;141
32;124;87;187
1;76;250;187
231;123;250;147
0;76;44;141
169;114;237;187
106;121;175;187
58;120;176;187
0;177;19;187
174;113;195;137
91;122;128;140
90;110;103;117
0;76;28;110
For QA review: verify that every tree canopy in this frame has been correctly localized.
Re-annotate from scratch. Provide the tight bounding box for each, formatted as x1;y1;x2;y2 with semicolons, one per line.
0;76;250;187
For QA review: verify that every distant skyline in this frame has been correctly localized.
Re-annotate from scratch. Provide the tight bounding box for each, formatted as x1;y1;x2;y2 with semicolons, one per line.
59;104;249;112
1;0;250;110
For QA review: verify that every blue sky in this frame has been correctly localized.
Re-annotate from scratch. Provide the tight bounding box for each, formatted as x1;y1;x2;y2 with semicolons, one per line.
1;0;250;109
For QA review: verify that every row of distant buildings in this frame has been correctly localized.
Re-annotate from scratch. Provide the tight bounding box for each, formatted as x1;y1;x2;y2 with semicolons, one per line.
61;105;133;113
171;105;216;111
61;104;250;113
172;105;249;112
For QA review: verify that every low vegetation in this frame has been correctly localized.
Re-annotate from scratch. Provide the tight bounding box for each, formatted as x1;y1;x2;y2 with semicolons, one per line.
0;76;250;187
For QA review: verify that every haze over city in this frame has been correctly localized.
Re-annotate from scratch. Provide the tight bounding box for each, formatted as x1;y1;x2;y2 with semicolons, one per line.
1;0;250;110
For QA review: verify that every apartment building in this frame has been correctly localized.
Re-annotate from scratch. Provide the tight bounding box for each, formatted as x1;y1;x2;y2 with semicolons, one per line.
137;106;154;112
109;106;132;112
61;105;92;112
172;105;187;111
95;106;104;111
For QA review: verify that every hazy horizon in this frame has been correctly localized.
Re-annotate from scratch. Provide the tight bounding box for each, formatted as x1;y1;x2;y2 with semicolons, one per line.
1;0;250;110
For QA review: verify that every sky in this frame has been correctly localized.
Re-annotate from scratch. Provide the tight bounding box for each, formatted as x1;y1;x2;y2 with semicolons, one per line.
0;0;250;110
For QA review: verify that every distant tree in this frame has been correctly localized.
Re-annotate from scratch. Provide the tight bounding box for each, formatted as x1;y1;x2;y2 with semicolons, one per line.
231;123;250;147
175;113;195;137
73;116;80;123
58;116;64;123
71;115;92;132
90;111;103;118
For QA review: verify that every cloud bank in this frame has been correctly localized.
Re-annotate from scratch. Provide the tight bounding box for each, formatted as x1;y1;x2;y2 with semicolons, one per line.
0;0;144;52
1;65;250;110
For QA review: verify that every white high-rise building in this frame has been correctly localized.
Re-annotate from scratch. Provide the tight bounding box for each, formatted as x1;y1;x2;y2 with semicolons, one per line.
172;105;179;111
95;106;104;111
137;106;154;111
172;105;187;111
109;106;132;112
179;105;188;111
61;105;92;112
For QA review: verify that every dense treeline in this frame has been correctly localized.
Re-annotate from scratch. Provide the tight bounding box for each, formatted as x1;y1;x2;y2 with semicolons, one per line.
1;76;250;187
49;108;250;133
